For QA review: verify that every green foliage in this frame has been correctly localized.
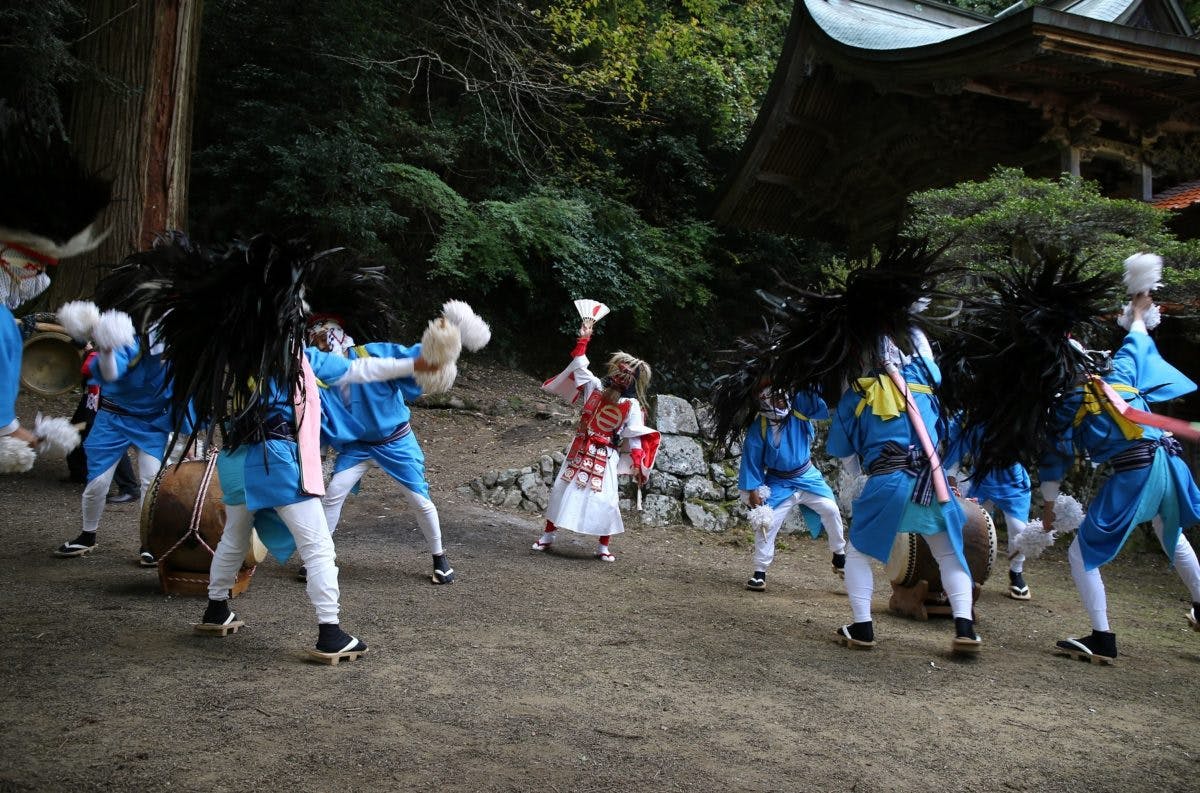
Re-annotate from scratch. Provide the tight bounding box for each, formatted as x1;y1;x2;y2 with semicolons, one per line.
0;1;84;134
903;167;1199;300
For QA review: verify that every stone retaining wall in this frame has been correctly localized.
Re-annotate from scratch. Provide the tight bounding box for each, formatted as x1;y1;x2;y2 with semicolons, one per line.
459;394;840;537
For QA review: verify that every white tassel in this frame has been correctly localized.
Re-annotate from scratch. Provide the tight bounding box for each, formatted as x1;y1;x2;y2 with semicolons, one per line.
92;309;136;351
57;300;101;343
1117;301;1161;331
33;413;81;456
1122;252;1163;295
414;361;458;394
419;317;461;367
748;504;774;535
1052;494;1085;535
0;436;36;473
1013;519;1057;559
442;300;491;352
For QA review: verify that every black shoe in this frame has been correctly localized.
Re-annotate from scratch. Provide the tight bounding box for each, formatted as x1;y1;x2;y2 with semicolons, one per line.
952;617;982;653
745;571;766;591
194;599;244;635
54;532;97;558
1056;630;1117;665
835;620;875;648
296;566;307;583
832;553;846;578
309;623;368;664
432;554;455;585
1008;570;1031;600
106;492;137;505
137;548;156;567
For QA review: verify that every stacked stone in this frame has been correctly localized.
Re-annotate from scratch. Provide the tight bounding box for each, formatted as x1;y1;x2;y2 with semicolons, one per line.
461;394;840;538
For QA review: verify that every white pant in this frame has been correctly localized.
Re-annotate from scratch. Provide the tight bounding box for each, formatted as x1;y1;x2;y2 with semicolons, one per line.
980;500;1028;574
81;448;161;533
1068;517;1200;632
322;461;443;556
751;492;846;570
209;498;340;624
844;532;974;624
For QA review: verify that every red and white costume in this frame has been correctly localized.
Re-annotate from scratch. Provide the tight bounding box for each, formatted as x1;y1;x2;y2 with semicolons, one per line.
541;338;660;537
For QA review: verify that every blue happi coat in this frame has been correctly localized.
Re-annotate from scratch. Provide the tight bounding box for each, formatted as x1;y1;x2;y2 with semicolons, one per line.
826;355;968;571
738;391;835;539
1039;328;1200;570
83;340;173;479
943;417;1032;520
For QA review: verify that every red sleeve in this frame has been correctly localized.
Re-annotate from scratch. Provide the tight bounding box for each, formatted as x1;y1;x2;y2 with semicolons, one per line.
570;335;591;358
81;350;97;377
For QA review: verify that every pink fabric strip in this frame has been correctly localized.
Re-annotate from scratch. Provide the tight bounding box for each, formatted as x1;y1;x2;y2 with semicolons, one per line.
296;356;325;497
1095;377;1200;443
885;365;950;504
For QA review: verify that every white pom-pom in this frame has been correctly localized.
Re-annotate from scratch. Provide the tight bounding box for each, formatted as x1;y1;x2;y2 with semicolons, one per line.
1117;301;1161;331
441;300;491;352
909;297;932;314
33;413;81;456
748;504;774;535
415;361;458;394
57;300;101;343
1123;253;1163;295
419;317;462;367
1013;519;1057;559
0;436;36;473
1053;494;1085;535
755;485;771;502
92;309;136;351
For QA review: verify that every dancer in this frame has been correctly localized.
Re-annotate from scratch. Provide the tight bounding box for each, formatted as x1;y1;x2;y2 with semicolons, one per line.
312;299;489;586
1041;289;1200;665
52;298;171;565
945;419;1034;600
533;316;659;562
131;235;442;664
826;329;980;653
738;385;845;591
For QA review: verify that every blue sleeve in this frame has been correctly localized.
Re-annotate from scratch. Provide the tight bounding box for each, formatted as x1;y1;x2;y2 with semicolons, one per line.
793;390;829;421
305;347;352;384
364;342;422;401
1109;331;1196;402
737;421;766;491
825;396;856;459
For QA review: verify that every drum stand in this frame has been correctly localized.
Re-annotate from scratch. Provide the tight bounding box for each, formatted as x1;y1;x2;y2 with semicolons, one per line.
888;581;982;621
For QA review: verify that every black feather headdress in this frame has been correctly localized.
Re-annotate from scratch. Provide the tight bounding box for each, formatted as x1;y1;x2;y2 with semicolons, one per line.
938;250;1117;477
301;252;394;342
0;109;110;257
132;234;334;451
708;239;960;447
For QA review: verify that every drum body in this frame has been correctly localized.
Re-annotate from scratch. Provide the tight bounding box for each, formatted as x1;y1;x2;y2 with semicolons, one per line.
21;331;82;396
140;456;266;596
885;496;997;591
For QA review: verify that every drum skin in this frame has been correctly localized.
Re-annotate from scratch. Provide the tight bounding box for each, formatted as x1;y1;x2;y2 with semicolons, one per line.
885;496;997;591
140;458;265;571
21;331;82;396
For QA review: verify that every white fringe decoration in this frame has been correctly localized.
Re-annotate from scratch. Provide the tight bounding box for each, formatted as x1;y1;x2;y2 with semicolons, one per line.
92;309;136;351
419;317;462;367
1052;494;1085;535
442;300;491;352
33;413;80;456
1117;301;1161;331
0;436;36;473
57;300;101;343
1122;252;1163;295
748;504;774;535
1013;519;1057;559
414;361;458;394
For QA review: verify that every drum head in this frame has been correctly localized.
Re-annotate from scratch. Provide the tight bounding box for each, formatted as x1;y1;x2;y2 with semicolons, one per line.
21;331;82;396
885;532;919;587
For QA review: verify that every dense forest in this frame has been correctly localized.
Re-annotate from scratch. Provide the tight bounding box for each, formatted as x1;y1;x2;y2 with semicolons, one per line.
4;0;1200;394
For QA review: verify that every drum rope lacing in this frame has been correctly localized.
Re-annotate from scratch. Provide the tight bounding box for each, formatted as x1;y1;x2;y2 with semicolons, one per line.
160;454;220;562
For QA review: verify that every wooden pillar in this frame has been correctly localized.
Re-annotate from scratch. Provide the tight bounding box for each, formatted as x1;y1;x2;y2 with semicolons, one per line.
1138;162;1153;201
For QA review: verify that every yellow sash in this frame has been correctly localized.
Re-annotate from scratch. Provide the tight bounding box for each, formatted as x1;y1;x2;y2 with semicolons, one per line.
854;375;932;419
1073;380;1143;440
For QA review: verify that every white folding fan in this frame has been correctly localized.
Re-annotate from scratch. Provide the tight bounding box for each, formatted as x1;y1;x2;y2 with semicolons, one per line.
574;299;610;323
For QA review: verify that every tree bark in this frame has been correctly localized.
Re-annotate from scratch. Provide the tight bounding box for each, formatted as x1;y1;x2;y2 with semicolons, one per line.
46;0;203;305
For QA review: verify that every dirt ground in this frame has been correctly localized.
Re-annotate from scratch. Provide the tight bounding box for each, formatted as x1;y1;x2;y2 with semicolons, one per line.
1;359;1197;793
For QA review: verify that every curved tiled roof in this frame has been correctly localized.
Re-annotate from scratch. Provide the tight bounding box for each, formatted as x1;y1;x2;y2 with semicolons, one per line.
804;0;983;50
1153;181;1200;210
